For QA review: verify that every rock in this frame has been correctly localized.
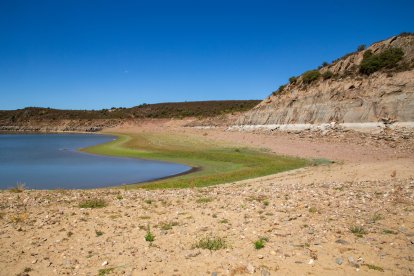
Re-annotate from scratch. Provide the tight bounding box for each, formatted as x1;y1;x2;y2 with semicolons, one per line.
246;263;255;274
336;257;343;265
308;259;314;265
261;268;271;276
335;239;349;245
101;260;108;266
32;259;37;264
348;256;359;268
257;254;264;259
185;250;201;259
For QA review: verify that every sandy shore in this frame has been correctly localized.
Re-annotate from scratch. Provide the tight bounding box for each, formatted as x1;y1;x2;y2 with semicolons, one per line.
1;119;413;275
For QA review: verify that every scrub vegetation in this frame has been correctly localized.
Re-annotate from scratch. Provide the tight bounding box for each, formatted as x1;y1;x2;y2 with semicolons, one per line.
83;132;308;189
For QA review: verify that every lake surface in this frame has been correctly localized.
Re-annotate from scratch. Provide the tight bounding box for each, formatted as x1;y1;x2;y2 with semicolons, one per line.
0;134;191;189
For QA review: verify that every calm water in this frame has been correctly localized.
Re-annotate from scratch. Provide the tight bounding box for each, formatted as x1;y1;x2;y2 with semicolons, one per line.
0;134;190;189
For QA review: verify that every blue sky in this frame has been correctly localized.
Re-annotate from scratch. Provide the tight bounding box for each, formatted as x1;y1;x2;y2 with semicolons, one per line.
1;0;413;110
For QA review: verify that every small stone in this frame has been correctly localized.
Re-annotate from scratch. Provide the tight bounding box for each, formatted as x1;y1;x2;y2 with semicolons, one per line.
335;239;349;245
101;261;108;266
308;259;314;265
257;254;264;259
246;263;255;274
270;250;276;255
336;257;343;265
211;272;217;276
185;250;201;258
348;256;359;268
261;268;271;276
32;259;37;264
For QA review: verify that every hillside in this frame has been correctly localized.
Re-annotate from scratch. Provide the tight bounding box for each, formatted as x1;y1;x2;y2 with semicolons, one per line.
236;33;414;128
0;100;260;132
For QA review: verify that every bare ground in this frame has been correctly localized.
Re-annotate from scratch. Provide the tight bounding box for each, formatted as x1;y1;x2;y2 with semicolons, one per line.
1;119;413;275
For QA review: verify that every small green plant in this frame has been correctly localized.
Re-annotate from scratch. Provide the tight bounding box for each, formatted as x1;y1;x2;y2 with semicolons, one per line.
350;225;367;237
196;197;213;204
145;225;155;242
363;263;384;272
67;231;73;237
254;237;268;249
98;267;115;276
78;198;107;208
116;194;123;200
95;230;104;237
301;70;321;84
144;199;153;204
194;235;227;250
219;219;229;224
359;48;404;75
263;200;269;206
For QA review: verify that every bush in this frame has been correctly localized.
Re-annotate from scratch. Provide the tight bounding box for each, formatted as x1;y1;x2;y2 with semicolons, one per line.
145;225;155;242
78;198;107;208
357;44;366;51
302;70;321;84
322;70;333;80
254;236;268;249
359;48;404;75
289;76;297;84
194;235;227;250
272;84;286;96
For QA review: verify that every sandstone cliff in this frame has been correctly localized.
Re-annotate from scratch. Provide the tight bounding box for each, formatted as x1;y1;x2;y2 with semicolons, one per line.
237;34;414;126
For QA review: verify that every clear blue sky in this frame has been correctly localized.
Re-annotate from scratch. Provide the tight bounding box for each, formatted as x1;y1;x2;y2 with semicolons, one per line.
1;0;413;110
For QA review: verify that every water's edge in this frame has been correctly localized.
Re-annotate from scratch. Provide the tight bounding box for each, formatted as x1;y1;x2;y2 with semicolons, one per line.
0;132;196;190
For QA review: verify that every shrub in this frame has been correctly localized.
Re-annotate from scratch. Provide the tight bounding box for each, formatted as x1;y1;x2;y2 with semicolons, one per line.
254;236;268;249
322;61;329;67
359;48;404;75
289;76;298;84
145;225;155;242
9;182;25;193
196;197;213;203
302;70;321;84
272;84;286;96
78;198;107;208
350;225;367;237
357;44;366;51
322;70;333;80
194;235;227;250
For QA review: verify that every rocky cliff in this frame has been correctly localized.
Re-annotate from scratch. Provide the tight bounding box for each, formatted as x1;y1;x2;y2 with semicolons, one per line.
237;34;414;127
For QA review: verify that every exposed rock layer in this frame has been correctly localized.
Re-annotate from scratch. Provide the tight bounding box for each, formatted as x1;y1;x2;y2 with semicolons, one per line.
237;34;414;125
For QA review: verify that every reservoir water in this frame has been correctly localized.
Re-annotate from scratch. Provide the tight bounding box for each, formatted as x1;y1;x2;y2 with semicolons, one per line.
0;134;190;189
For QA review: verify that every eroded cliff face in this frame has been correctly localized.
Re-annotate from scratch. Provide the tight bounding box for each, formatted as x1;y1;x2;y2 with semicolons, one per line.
237;34;414;125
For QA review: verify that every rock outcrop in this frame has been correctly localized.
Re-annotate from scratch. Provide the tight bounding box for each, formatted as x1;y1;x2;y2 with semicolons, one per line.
237;34;414;126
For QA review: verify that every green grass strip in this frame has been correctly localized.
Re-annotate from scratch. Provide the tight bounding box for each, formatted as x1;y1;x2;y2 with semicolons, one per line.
83;132;309;189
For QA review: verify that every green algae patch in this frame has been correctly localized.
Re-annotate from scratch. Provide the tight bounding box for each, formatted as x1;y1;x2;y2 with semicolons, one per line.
83;132;308;189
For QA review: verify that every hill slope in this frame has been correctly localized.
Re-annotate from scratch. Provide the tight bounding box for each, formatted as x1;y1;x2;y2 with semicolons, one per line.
237;33;414;127
0;100;260;132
